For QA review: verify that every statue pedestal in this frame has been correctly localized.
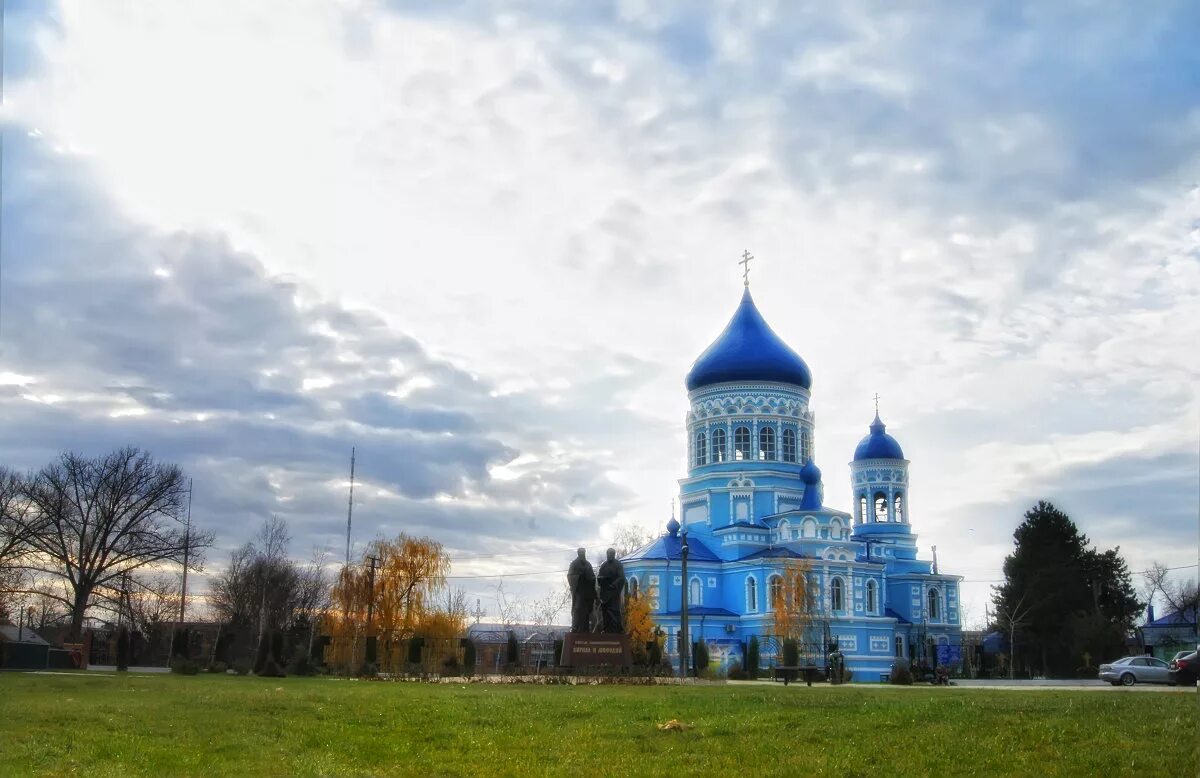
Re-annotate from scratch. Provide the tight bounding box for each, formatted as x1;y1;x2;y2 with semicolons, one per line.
561;633;632;668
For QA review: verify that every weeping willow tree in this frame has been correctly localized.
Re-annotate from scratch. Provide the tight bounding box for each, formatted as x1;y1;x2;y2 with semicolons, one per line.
323;533;463;672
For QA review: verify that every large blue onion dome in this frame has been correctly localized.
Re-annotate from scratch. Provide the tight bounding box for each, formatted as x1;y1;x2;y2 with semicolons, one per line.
853;413;905;460
686;288;812;391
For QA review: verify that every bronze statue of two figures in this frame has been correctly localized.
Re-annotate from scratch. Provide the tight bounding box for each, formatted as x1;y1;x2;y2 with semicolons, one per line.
567;548;625;634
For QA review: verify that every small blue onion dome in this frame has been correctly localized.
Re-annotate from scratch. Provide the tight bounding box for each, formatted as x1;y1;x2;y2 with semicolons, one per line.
799;459;823;509
853;413;905;460
799;459;822;485
686;289;812;391
666;516;681;537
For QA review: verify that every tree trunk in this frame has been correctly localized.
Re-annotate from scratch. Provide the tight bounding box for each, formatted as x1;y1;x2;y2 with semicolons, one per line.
69;585;92;642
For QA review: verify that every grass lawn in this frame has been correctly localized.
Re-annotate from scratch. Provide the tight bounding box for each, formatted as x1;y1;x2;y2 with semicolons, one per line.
0;673;1193;776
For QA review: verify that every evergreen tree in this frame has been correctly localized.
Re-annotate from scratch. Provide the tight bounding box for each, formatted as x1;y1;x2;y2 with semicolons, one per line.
746;635;760;676
993;501;1141;677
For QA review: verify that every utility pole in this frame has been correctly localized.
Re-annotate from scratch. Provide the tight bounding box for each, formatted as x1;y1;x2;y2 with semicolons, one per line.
345;447;356;566
679;528;690;679
365;554;379;666
179;478;193;623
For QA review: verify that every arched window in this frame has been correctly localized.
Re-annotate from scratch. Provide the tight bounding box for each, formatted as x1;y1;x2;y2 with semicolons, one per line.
746;577;758;612
758;427;776;461
800;429;813;463
801;518;818;539
629;578;639;599
690;577;703;607
694;431;707;467
711;428;727;463
733;426;751;460
927;588;940;621
893;492;904;522
874;492;889;522
777;519;790;542
865;580;877;614
781;429;797;462
768;575;784;610
830;518;843;540
830;577;845;612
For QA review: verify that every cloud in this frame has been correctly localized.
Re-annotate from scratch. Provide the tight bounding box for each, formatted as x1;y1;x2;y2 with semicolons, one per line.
3;1;1197;617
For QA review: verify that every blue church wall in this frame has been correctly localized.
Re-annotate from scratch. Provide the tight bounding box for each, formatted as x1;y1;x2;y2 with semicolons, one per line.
621;287;963;681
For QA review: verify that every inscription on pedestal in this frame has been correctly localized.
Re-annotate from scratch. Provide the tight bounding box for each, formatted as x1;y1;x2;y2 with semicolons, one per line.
561;633;632;667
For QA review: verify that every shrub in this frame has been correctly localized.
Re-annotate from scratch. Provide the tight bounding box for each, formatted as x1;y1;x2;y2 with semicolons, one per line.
206;661;228;674
259;657;287;678
232;658;252;676
782;638;799;667
170;657;201;675
115;628;131;672
692;641;709;675
505;632;520;667
287;646;316;677
889;662;914;685
746;635;760;675
463;639;477;675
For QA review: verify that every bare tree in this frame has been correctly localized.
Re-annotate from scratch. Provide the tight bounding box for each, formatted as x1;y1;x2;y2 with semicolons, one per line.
528;585;570;628
612;523;656;558
17;448;213;639
492;580;524;626
1145;562;1199;638
994;590;1041;680
1;467;40;618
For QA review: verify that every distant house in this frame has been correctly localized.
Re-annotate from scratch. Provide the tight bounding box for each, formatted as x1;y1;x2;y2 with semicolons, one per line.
1142;606;1199;659
0;624;76;670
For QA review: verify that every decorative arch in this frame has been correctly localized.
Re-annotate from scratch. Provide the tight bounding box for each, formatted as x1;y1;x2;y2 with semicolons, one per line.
694;431;707;467
829;517;843;539
711;428;727;463
801;517;818;539
733;426;752;460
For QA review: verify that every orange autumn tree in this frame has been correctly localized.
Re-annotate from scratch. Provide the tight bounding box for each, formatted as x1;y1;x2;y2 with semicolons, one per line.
769;558;823;665
324;533;458;672
624;588;659;665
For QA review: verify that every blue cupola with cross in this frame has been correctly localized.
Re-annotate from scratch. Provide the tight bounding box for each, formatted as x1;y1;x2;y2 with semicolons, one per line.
620;255;962;681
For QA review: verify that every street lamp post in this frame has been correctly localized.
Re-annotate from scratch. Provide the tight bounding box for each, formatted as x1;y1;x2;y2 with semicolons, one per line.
679;528;689;679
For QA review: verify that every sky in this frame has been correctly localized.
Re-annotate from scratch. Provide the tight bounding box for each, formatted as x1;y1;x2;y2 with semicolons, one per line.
1;0;1198;627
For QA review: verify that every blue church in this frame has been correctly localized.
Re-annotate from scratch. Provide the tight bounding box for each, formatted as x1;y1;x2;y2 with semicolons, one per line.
622;283;963;681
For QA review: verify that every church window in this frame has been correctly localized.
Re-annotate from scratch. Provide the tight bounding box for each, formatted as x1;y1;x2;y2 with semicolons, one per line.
859;495;868;523
801;518;817;539
895;635;904;658
893;492;904;522
800;429;813;463
746;576;758;612
768;575;783;610
874;492;888;522
777;519;789;542
831;577;845;612
927;588;940;621
758;426;776;460
830;518;843;539
629;578;639;599
695;431;707;467
865;580;878;614
781;429;797;462
733;426;751;460
690;577;703;606
711;429;727;463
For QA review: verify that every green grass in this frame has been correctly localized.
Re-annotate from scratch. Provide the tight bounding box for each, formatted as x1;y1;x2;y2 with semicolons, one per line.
0;673;1194;776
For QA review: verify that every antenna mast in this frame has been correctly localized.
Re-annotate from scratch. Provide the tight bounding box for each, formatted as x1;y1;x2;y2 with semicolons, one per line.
345;447;356;566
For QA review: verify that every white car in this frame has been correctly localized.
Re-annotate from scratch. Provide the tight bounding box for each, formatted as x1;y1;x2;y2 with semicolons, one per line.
1098;656;1170;686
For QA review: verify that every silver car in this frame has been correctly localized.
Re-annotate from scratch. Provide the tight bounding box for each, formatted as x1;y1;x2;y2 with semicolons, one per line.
1098;656;1171;686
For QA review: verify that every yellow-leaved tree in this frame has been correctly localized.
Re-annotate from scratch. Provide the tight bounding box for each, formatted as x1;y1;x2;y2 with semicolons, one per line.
324;533;461;672
624;589;660;665
769;558;823;665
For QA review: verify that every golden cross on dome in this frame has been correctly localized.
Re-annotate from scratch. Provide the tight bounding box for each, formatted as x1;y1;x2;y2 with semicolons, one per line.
739;250;754;287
